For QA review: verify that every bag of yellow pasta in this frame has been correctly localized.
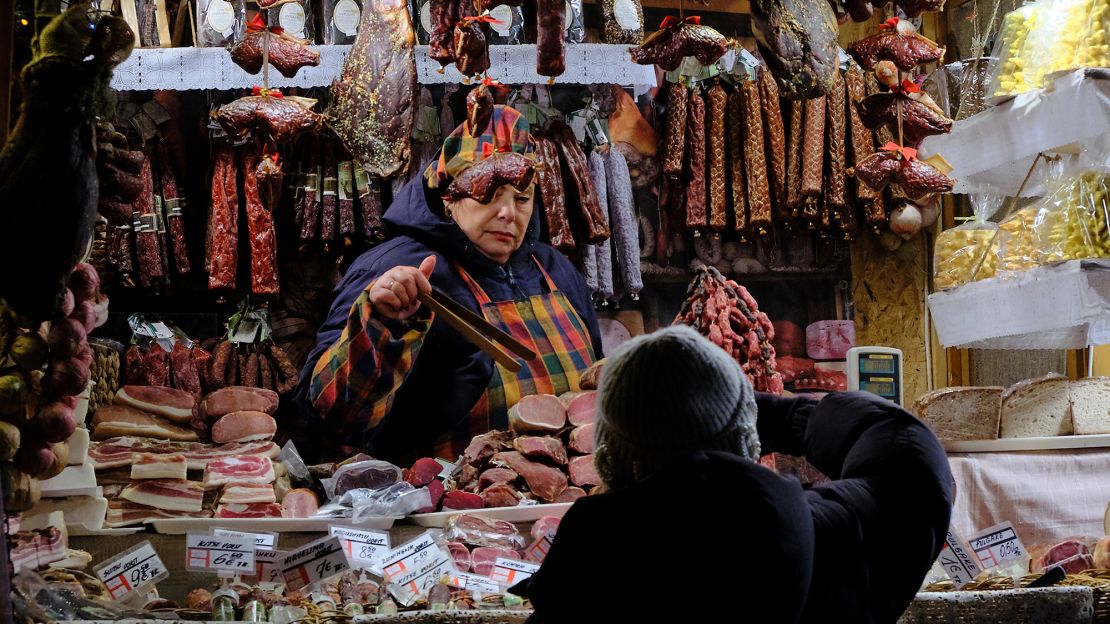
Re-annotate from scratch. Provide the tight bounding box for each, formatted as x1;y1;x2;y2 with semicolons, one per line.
987;3;1040;98
1037;169;1110;264
933;188;1004;290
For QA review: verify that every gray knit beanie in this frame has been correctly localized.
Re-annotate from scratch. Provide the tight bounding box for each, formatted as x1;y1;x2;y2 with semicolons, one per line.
594;325;760;489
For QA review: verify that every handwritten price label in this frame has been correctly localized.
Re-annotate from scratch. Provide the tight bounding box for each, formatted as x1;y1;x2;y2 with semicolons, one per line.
185;534;256;573
94;541;168;602
450;572;502;596
329;525;390;570
382;532;456;607
968;521;1027;570
252;549;286;583
489;557;539;586
214;528;277;551
281;535;350;592
939;529;982;589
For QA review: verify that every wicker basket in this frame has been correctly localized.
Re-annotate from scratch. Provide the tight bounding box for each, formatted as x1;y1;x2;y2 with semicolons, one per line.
900;586;1094;624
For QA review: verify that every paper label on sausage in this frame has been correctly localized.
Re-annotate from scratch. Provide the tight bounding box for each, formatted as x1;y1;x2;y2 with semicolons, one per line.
613;0;640;30
419;1;432;34
490;5;513;35
205;0;235;33
279;3;307;38
333;0;360;35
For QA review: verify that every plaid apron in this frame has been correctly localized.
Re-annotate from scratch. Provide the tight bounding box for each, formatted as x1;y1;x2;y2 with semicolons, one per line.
431;258;597;459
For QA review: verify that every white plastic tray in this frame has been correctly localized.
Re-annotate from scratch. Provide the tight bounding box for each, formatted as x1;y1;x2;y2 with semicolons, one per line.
407;503;572;528
149;516;397;534
67;524;143;537
944;433;1110;453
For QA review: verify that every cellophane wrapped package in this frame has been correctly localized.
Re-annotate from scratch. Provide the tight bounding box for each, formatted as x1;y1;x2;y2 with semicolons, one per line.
988;3;1040;98
1036;170;1110;265
933;187;1004;290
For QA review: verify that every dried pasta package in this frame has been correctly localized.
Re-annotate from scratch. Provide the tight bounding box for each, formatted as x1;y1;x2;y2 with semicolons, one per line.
1022;0;1072;89
933;187;1004;290
601;0;644;44
1037;170;1110;265
324;0;362;44
997;159;1067;276
1072;0;1110;69
197;0;246;46
987;3;1039;98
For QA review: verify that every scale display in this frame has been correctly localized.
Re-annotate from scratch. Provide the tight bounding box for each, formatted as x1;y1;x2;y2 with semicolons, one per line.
847;347;904;406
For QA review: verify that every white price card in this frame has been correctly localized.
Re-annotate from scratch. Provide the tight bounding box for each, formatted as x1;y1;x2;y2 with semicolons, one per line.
523;534;553;563
282;535;350;592
252;549;286;583
185;533;256;574
329;525;391;570
214;528;278;551
450;572;502;596
939;529;982;589
968;521;1028;570
382;531;456;606
489;558;540;586
94;541;168;602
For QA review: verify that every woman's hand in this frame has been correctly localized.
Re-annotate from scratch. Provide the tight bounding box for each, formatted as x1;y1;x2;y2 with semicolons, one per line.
368;256;437;320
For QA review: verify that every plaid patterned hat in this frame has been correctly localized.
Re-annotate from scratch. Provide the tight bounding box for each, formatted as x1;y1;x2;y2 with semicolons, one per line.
425;104;534;191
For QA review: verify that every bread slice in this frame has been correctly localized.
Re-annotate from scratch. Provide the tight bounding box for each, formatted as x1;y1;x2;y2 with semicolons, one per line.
1000;375;1073;438
911;387;1003;441
1070;377;1110;435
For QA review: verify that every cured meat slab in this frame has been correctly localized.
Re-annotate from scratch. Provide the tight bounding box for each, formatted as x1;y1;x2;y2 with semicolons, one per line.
120;479;205;512
211;411;277;443
130;452;187;480
200;386;279;420
90;437;280;470
105;500;212;528
203;456;276;488
491;451;568;502
221;483;277;505
568;455;601;487
215;502;283;519
281;488;319;519
91;405;200;442
115;385;195;423
512;436;568;466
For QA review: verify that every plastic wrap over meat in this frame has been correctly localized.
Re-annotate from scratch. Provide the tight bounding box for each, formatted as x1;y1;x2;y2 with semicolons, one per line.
329;0;417;178
230;29;321;78
444;513;526;550
217;94;321;143
443;153;537;204
325;460;403;498
751;0;838;98
805;320;855;360
629;16;728;71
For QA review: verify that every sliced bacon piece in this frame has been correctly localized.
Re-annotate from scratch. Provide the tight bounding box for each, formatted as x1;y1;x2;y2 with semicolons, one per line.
221;483;277;505
104;500;212;527
215;503;283;518
115;385;197;423
203;456;275;489
130;452;187;480
120;479;205;512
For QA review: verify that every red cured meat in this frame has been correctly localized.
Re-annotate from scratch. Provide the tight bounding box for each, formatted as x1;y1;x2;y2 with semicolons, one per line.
568;455;602;488
481;483;521;508
243;145;280;295
565;391;597;426
124;346;146;386
442;490;484;511
478;468;518;491
555;486;586;503
145;345;171;387
471;547;520;576
281;488;320;518
192;347;213;393
512;436;568;466
171;344;203;397
208;147;238;290
568;423;595;454
405;457;442;487
491;451;568;502
463;430;513;465
448;542;472;572
531;516;561;542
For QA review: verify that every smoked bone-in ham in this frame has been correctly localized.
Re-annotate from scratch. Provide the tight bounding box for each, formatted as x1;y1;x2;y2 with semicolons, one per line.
750;0;839;98
217;94;321;143
629;16;729;71
329;0;417;178
230;28;321;78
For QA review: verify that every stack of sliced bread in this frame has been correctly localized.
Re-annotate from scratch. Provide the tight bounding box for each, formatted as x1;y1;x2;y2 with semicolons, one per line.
912;375;1110;441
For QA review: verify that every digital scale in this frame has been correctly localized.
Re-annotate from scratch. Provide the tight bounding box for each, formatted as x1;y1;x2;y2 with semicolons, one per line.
847;346;904;406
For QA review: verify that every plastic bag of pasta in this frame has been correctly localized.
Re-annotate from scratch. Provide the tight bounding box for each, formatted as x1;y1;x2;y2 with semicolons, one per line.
933;187;1004;290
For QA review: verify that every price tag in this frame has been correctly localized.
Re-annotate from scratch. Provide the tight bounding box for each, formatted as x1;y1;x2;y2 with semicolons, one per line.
214;528;277;551
281;535;350;592
186;534;256;574
382;532;456;606
330;526;391;571
94;541;168;602
938;529;982;589
968;522;1028;570
252;549;286;583
489;558;540;586
450;572;502;596
523;534;553;563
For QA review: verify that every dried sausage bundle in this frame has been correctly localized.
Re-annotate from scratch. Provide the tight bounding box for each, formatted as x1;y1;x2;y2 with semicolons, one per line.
662;82;688;178
208;147;239;290
243;145;281;296
741;80;772;235
800;95;826;224
758;69;788;219
784;100;804;217
550;121;611;244
844;65;879;204
824;72;848;216
201;340;299;395
726;91;750;235
533;131;575;252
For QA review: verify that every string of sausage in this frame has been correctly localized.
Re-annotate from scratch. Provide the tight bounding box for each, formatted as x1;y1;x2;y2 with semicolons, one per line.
684;88;708;231
742;79;772;235
727;90;750;237
534;131;575;252
244;144;281;295
208;146;238;290
758;69;788;222
706;82;728;232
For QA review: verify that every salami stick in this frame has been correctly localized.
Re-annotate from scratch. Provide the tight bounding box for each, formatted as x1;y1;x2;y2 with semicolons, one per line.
726;90;750;236
706;82;728;232
741;80;772;235
300;141;321;243
534;132;575;252
321;141;339;243
758;69;787;220
825;73;848;214
208;147;238;290
684;89;708;231
536;0;567;77
338;160;357;236
800;95;826;224
663;82;687;178
244;144;281;296
846;66;879;203
606;148;642;299
785;100;804;217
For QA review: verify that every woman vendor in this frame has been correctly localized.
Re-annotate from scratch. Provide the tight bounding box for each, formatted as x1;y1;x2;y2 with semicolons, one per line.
294;105;602;464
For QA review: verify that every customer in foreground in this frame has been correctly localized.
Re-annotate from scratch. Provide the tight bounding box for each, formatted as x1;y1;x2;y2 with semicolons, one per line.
512;325;953;623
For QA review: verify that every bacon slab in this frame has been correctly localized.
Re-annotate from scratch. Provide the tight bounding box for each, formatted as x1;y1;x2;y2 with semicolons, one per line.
105;499;212;527
90;437;280;470
120;479;205;512
115;385;196;423
130;452;187;480
215;503;283;519
221;483;277;505
203;456;276;489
